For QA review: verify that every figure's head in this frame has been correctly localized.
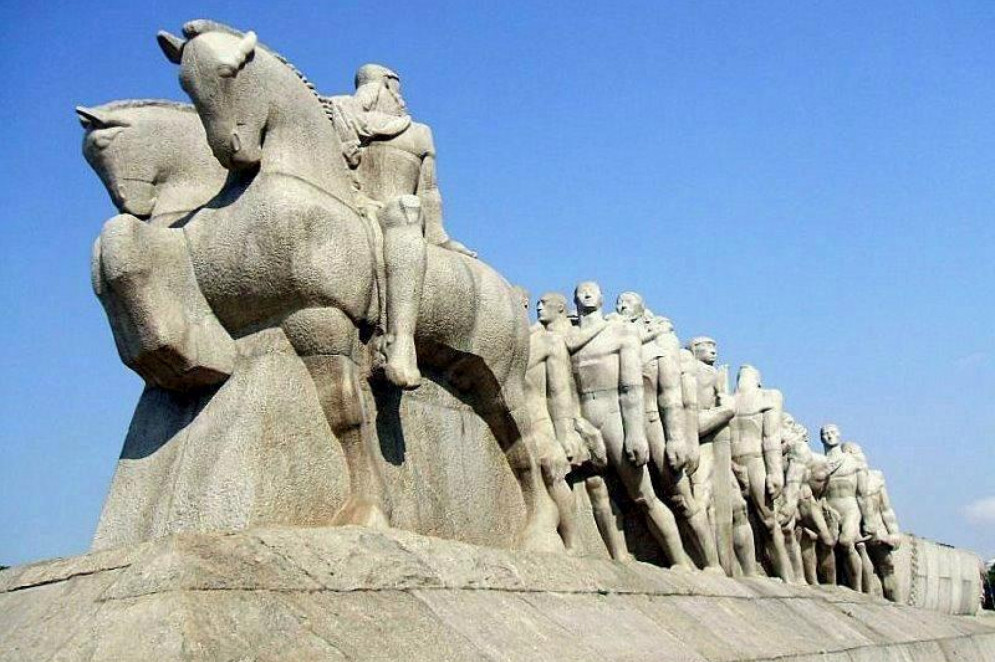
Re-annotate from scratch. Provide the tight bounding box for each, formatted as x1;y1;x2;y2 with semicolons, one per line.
687;336;718;365
574;281;603;314
537;292;568;325
615;291;645;320
354;63;406;116
820;424;841;448
646;314;674;337
737;364;761;389
842;442;868;468
76;100;225;218
159;21;317;172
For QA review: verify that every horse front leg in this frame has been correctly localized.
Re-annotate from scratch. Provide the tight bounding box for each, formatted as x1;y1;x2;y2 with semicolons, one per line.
284;309;390;529
94;214;236;391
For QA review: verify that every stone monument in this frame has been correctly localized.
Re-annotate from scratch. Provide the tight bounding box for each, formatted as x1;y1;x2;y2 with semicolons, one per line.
1;18;993;662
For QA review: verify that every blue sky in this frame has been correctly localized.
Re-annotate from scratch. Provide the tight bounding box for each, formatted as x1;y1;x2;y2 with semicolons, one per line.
1;2;992;566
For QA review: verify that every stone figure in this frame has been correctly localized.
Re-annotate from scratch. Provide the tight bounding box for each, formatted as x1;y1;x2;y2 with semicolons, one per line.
687;336;736;572
613;293;721;571
844;442;902;601
727;365;792;580
564;282;691;568
778;413;810;583
820;424;869;591
521;290;582;552
535;292;628;560
89;20;559;549
323;64;474;389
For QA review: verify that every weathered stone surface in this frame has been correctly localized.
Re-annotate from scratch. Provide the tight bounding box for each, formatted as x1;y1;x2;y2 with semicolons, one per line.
2;527;993;661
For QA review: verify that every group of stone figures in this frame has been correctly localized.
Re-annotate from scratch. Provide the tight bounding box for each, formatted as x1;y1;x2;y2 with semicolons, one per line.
78;20;900;598
521;283;904;599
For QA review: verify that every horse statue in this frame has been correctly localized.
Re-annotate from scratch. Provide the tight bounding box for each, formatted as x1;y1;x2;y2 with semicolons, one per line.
89;19;557;549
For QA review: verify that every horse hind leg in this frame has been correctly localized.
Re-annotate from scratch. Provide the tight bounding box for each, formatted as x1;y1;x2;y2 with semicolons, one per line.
284;308;390;529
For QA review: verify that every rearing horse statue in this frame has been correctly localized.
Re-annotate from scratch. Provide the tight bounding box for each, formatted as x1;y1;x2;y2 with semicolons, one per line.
141;20;556;548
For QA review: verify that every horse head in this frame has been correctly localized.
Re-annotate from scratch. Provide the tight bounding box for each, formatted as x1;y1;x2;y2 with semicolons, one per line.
159;20;329;175
77;100;227;221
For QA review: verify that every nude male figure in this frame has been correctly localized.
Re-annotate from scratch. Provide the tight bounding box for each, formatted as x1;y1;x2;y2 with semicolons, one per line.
522;292;584;552
613;293;721;571
844;442;902;601
728;365;792;580
821;424;869;591
536;291;627;560
325;64;474;389
686;338;735;525
565;282;691;569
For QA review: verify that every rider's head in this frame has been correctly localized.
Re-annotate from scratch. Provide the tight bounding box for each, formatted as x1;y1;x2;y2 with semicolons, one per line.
737;364;762;389
354;63;406;116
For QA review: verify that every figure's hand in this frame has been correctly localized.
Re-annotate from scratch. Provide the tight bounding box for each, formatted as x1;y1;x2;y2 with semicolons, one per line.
684;444;700;476
779;488;799;524
441;239;477;258
575;418;607;470
558;429;585;465
666;440;687;472
887;533;902;550
625;433;649;467
766;472;783;500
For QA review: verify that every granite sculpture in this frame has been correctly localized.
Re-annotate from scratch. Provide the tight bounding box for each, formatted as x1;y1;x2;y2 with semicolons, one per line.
49;23;989;662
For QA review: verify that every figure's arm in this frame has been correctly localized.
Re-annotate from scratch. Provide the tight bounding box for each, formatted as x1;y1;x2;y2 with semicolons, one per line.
563;320;606;354
781;444;807;521
527;331;553;370
879;483;902;546
762;390;785;498
619;333;649;466
679;352;701;472
699;364;734;435
417;127;475;257
856;467;873;532
545;338;584;461
657;354;687;470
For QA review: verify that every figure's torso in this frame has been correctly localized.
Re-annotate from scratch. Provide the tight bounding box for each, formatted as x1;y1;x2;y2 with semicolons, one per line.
357;122;430;203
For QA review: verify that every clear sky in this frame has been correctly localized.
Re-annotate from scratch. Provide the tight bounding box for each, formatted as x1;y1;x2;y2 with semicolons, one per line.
0;2;992;567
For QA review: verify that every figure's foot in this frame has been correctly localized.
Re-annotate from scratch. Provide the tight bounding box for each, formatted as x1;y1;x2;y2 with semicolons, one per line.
704;565;726;576
332;497;390;529
384;335;421;390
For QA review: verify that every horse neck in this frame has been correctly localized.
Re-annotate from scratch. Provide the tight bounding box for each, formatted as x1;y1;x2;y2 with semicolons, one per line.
258;78;353;203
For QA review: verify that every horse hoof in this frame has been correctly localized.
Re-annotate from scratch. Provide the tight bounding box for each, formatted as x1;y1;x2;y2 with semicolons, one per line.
385;362;422;390
332;499;390;529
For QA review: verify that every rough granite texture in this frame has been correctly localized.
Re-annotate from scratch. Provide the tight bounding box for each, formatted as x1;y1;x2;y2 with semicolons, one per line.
2;527;992;661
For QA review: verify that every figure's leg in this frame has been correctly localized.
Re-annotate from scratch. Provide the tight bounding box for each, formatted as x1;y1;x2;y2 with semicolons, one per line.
693;439;715;527
537;431;577;552
858;542;882;596
656;455;721;572
800;531;818;584
380;195;426;389
784;524;805;584
837;504;863;591
870;544;899;602
730;466;758;577
605;412;690;569
584;475;629;561
746;457;793;582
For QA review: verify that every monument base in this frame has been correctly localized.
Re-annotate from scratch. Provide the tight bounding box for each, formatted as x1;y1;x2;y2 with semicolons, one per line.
2;527;993;661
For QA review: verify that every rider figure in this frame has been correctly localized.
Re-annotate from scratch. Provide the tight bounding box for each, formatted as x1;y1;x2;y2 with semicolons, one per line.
326;64;475;389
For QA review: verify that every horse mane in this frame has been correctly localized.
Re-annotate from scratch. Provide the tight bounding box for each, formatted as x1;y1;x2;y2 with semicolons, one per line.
182;20;320;100
94;99;197;113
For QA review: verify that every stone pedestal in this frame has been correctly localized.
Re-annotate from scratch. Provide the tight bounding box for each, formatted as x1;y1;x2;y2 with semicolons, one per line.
3;526;993;661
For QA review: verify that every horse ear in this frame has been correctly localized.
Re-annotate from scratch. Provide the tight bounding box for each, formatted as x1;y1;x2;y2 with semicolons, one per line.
157;30;185;64
76;106;108;130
